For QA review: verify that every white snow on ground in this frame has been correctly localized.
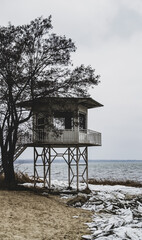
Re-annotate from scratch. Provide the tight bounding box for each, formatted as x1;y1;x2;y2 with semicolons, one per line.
82;184;142;240
22;180;142;240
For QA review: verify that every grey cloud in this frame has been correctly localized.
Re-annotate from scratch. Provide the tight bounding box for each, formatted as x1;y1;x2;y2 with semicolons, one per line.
109;4;142;39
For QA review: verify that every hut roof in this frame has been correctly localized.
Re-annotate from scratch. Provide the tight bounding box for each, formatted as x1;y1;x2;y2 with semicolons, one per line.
18;97;103;109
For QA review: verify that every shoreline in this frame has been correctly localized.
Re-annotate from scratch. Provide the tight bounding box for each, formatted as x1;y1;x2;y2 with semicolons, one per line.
1;179;142;240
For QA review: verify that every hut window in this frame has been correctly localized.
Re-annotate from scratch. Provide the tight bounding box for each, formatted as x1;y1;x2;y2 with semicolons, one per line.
54;118;65;130
79;113;86;130
54;112;74;130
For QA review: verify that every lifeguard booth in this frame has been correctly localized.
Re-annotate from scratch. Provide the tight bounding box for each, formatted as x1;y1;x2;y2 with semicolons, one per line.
17;97;103;190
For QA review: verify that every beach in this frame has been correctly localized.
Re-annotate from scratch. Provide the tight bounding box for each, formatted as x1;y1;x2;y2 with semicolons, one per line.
0;189;91;240
1;180;142;240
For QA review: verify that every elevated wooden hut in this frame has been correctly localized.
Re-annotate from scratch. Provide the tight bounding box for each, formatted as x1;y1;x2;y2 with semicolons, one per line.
17;97;103;190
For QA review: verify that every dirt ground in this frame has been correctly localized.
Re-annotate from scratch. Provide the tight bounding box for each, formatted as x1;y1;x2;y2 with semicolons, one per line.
0;190;92;240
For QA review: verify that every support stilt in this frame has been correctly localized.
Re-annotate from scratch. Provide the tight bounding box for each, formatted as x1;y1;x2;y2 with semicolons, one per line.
76;147;79;191
48;147;51;189
34;147;36;188
86;147;89;189
68;147;71;189
43;147;46;188
33;146;88;190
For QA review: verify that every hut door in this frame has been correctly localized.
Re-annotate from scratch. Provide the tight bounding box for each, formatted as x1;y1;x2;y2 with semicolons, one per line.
36;116;45;141
65;114;73;130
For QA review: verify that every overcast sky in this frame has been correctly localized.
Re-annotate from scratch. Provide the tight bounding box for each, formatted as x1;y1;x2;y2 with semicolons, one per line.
0;0;142;160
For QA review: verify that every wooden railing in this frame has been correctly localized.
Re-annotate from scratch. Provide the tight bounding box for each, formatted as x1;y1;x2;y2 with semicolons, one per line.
17;129;101;146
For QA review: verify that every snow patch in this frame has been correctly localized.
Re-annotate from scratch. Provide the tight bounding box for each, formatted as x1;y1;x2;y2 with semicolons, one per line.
21;180;142;240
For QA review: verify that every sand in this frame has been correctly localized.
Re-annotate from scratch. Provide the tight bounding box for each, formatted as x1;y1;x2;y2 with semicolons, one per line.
0;190;92;240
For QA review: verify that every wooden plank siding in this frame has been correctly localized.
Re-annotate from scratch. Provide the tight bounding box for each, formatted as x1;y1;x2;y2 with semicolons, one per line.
17;129;101;147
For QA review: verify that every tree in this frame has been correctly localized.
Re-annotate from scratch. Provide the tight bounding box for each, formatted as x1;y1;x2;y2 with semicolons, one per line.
0;16;100;189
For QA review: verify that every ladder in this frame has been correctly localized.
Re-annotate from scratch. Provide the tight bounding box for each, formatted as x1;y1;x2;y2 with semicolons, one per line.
0;145;27;174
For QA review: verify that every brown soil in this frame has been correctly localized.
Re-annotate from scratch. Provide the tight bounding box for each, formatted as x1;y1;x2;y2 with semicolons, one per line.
0;190;92;240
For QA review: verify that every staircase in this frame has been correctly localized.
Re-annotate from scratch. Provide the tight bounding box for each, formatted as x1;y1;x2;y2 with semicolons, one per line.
0;145;27;174
13;145;27;161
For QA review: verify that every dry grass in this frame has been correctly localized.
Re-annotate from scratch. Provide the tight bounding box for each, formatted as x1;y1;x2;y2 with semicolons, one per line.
0;173;92;239
0;171;43;185
15;171;34;184
1;171;142;190
0;171;35;190
0;190;92;240
88;178;142;188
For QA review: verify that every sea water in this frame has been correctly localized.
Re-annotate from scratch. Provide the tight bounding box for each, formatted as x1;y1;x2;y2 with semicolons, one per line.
14;160;142;183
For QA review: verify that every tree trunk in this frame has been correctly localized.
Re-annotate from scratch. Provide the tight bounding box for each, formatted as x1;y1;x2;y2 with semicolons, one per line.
2;148;16;189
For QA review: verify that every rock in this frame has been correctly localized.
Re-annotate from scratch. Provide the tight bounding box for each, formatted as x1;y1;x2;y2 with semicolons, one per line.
81;187;92;194
42;192;49;196
82;235;92;240
67;193;88;207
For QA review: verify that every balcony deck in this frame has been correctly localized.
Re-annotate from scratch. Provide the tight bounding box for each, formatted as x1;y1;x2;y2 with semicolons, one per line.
17;129;102;147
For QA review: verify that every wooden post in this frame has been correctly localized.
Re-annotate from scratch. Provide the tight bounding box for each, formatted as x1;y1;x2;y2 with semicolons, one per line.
68;147;71;189
86;147;88;188
49;146;51;189
43;147;46;188
34;147;36;188
76;146;79;191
